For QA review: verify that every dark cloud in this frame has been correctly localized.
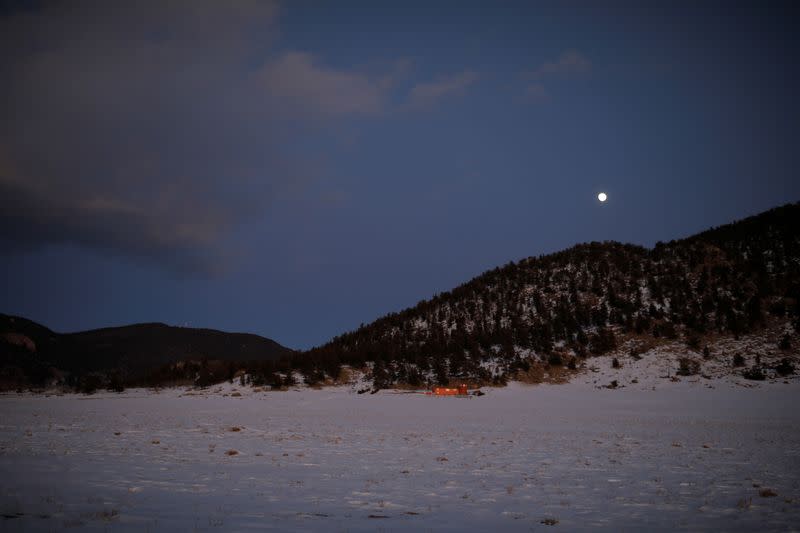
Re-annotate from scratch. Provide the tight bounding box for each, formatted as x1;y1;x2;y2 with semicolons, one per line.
0;174;228;275
0;0;405;275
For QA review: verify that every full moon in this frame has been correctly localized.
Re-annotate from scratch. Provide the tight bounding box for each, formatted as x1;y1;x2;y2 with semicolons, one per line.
598;192;608;202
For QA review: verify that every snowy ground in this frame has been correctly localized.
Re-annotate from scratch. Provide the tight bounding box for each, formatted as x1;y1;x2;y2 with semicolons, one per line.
1;379;799;532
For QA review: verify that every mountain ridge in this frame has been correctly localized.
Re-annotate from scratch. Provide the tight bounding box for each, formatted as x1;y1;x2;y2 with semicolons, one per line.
2;202;798;391
299;201;799;388
0;314;294;390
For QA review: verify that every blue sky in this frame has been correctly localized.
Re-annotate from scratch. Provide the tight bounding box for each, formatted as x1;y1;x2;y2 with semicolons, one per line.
1;1;798;349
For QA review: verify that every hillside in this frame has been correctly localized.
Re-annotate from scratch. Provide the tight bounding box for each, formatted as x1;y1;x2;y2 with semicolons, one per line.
300;203;800;388
3;203;798;393
0;315;294;390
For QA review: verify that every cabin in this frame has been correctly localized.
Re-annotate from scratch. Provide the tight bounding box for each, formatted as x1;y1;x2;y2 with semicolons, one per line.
429;384;468;396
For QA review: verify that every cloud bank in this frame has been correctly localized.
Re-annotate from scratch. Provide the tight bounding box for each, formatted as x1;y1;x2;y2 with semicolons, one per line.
531;49;592;79
406;70;479;109
524;49;591;102
0;1;435;275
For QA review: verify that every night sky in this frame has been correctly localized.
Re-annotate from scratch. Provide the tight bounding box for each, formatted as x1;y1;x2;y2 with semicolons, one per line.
1;1;798;350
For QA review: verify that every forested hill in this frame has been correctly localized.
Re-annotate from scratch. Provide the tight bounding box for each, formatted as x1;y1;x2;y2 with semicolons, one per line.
3;203;798;392
301;202;800;387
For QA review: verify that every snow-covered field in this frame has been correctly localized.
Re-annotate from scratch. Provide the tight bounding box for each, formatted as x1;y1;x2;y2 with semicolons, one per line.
1;379;799;532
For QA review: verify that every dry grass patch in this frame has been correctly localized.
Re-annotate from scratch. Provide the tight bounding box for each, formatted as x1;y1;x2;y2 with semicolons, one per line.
517;361;580;385
336;366;355;384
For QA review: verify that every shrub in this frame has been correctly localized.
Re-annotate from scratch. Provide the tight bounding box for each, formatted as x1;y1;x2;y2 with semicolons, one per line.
107;373;125;393
775;358;795;376
661;321;678;339
250;373;267;387
194;369;214;388
779;334;791;351
742;366;765;381
590;328;617;355
548;353;563;366
303;369;324;387
686;335;701;350
629;345;642;360
78;373;104;395
371;361;392;390
769;299;786;316
269;372;284;390
108;378;125;392
677;357;700;376
406;367;423;387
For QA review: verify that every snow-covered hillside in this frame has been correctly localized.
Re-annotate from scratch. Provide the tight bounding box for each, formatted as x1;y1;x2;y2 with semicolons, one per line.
575;320;798;390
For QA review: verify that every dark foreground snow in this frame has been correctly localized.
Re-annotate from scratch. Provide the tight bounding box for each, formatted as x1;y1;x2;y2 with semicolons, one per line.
1;381;799;531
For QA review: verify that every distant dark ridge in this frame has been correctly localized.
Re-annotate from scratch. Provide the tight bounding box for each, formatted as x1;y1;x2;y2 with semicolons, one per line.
64;321;294;374
0;314;294;389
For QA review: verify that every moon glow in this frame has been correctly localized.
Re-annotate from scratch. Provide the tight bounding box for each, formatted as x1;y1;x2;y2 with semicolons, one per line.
598;192;608;202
